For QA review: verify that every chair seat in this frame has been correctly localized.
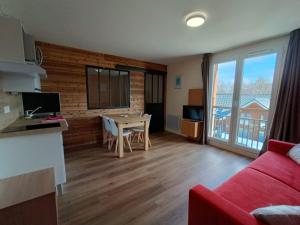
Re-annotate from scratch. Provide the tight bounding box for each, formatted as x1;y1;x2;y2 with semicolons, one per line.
110;130;132;137
132;126;144;132
122;130;132;136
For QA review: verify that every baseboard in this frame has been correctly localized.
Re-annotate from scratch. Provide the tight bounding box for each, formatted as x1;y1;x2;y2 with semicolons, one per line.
64;142;102;152
165;128;185;137
208;140;258;159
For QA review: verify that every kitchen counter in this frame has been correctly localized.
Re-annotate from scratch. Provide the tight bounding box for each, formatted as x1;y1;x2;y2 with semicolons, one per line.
0;168;58;225
0;168;55;210
0;117;68;139
0;117;68;191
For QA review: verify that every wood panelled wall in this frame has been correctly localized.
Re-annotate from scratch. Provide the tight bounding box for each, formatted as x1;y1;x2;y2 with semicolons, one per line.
36;42;167;150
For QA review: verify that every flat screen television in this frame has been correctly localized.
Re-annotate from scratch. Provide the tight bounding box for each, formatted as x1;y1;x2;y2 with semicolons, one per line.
183;105;204;121
22;92;61;114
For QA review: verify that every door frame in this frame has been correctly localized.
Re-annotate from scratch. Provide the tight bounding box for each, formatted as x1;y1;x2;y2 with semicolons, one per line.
144;72;166;133
207;36;288;157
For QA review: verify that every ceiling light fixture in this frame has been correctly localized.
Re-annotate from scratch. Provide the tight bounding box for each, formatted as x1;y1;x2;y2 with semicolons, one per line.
185;12;205;27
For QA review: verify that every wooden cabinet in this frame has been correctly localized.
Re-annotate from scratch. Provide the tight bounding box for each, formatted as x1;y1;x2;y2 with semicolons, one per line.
0;168;58;225
0;16;25;63
181;119;203;139
188;89;203;106
182;88;204;140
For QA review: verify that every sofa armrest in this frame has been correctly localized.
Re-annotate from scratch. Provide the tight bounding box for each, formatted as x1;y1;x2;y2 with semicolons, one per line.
188;185;261;225
268;139;295;155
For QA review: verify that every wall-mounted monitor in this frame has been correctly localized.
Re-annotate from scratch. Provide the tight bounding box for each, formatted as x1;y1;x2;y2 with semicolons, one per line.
22;92;61;114
183;105;204;121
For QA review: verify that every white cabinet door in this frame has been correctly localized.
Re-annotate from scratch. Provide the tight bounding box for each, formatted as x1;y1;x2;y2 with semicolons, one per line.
0;16;25;63
0;132;66;186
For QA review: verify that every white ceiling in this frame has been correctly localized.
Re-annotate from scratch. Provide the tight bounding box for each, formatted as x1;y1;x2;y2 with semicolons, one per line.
1;0;300;64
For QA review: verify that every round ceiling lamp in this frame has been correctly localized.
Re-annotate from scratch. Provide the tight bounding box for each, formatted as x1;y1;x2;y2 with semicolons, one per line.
185;12;205;27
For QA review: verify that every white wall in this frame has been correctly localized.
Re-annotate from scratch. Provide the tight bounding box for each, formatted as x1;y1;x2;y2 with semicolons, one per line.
166;55;203;134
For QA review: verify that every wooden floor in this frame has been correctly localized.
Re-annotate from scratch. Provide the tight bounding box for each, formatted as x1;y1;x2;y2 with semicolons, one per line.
58;132;252;225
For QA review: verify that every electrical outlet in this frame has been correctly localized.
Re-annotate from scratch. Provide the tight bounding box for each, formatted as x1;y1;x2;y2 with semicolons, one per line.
4;105;10;114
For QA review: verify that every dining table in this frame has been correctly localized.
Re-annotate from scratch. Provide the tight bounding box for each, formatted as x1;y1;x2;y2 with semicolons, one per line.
101;113;150;158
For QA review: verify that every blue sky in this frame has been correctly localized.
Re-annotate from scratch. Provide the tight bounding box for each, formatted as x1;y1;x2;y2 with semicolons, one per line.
217;53;277;86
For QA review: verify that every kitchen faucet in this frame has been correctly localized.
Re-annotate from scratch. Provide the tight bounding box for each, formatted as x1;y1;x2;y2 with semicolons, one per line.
25;106;42;118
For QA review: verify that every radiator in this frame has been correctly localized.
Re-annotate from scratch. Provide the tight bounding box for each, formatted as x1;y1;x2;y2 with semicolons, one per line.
166;114;181;131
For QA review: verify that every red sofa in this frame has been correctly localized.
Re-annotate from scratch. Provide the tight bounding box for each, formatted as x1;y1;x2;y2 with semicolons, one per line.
188;139;300;225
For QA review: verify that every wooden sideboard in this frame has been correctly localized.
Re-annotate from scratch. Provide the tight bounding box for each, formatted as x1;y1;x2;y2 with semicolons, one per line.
181;119;203;139
181;88;204;140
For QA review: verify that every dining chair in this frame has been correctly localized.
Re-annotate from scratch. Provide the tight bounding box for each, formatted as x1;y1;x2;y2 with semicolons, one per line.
129;111;143;117
132;114;152;147
102;116;113;150
108;118;133;154
125;112;143;141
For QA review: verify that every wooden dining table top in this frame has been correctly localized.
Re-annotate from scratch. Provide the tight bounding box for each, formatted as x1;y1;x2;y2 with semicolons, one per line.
102;114;148;124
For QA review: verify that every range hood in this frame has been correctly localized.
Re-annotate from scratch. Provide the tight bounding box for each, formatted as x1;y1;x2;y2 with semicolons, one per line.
0;61;47;78
0;16;46;79
0;16;47;92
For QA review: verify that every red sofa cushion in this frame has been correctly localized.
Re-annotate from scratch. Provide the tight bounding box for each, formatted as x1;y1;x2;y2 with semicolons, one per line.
189;185;263;225
248;151;300;191
215;168;300;212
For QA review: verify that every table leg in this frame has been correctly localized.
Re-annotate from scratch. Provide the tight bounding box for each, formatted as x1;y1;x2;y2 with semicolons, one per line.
144;120;149;151
118;124;124;158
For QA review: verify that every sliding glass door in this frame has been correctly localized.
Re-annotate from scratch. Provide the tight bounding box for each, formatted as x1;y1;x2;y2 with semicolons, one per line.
210;61;236;142
208;40;286;154
235;53;277;150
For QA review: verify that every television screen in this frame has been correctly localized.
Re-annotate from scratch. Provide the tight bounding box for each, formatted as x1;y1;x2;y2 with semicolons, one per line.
183;105;204;121
22;92;61;114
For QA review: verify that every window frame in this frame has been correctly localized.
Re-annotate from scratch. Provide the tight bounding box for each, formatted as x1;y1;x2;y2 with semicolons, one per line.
85;65;131;110
144;72;165;104
207;37;288;157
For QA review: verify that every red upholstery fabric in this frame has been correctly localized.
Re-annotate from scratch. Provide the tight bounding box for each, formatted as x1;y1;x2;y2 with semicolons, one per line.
189;185;262;225
188;140;300;225
267;139;295;154
249;151;300;191
215;168;300;212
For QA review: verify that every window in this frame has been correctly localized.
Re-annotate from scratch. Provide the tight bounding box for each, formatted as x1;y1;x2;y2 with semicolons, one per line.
86;66;130;109
210;60;236;141
209;52;281;152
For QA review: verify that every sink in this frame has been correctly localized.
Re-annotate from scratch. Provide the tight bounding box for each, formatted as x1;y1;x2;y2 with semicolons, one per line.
25;123;60;130
1;122;61;134
31;115;49;119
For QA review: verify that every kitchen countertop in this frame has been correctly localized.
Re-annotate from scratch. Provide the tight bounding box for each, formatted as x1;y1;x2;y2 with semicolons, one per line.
0;117;68;139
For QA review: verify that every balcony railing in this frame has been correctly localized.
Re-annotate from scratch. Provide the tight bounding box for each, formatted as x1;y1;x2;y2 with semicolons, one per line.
211;107;268;151
236;117;267;150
